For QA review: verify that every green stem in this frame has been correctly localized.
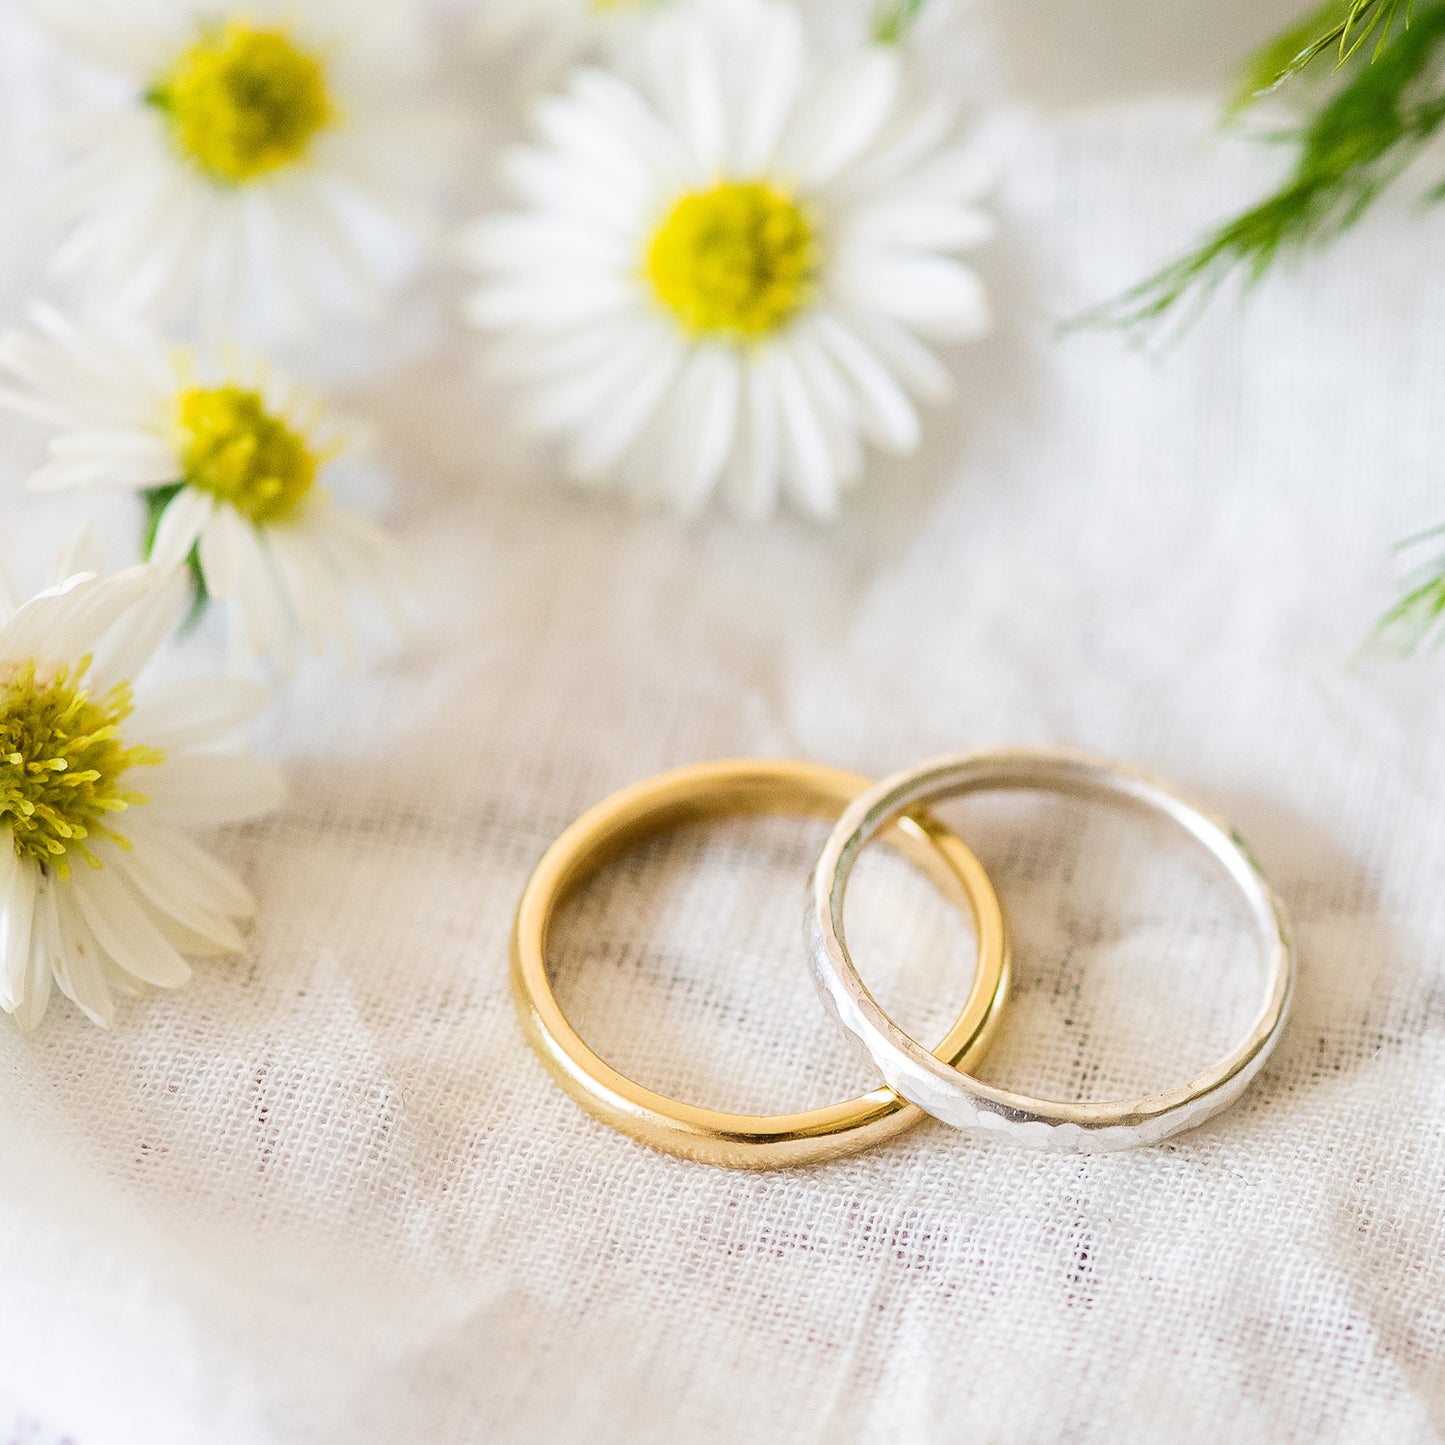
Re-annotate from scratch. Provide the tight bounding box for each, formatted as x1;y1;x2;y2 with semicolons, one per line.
1073;0;1445;335
142;484;209;632
873;0;927;45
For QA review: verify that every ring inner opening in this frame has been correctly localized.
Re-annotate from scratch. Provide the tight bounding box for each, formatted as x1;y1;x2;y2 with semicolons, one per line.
910;789;1262;1103
549;810;980;1114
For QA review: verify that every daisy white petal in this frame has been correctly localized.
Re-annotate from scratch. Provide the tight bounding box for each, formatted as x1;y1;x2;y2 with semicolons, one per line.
731;1;804;173
787;318;859;433
0;311;410;669
266;527;348;661
462;214;635;275
100;958;148;999
884;142;996;205
124;814;257;921
151;489;215;569
733;360;783;521
528;318;669;435
534;93;664;199
28;0;449;341
0;565;162;669
125;679;270;752
0;570;281;1030
839;307;952;406
147;917;241;961
507;145;649;238
305;501;413;635
54;525;105;584
70;865;193;990
809;310;921;453
29;455;172;492
51;898;116;1028
568;328;688;483
464;0;992;518
568;68;697;185
777;48;900;188
110;846;246;956
0;844;37;1013
468;273;640;335
11;887;57;1034
829;95;954;198
197;503;250;600
647;15;727;174
229;522;298;675
49;429;178;467
0;384;88;431
769;340;840;520
88;566;190;692
846;199;996;252
661;344;741;514
473;0;705;97
29;429;182;492
144;753;288;828
835;252;991;340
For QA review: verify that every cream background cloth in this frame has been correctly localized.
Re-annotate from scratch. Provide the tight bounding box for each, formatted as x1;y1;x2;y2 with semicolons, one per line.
2;2;1444;1441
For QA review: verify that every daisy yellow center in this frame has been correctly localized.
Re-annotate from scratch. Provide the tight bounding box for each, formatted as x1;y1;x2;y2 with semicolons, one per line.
176;385;318;525
645;181;815;339
0;662;161;878
148;21;333;185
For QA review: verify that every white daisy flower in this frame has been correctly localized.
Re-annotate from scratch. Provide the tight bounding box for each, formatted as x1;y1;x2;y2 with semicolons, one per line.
462;0;993;518
0;563;285;1031
27;0;445;339
473;0;677;82
470;0;904;79
0;307;410;673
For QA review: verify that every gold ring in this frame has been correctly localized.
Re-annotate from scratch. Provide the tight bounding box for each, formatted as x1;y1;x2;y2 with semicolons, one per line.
511;759;1009;1169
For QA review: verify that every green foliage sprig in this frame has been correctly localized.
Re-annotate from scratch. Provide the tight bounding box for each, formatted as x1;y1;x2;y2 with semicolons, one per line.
1080;0;1445;654
1080;0;1445;333
872;0;926;45
1377;527;1445;651
1236;0;1412;104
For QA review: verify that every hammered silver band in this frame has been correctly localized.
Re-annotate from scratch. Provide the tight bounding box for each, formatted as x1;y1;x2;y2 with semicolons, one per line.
805;748;1296;1154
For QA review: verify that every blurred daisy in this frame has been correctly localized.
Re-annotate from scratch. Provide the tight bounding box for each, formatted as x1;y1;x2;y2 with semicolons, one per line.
28;0;445;339
0;564;284;1031
0;308;409;672
470;0;907;76
462;0;992;518
473;0;675;85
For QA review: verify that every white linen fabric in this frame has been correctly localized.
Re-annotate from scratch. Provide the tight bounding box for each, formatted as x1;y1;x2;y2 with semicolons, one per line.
2;3;1443;1443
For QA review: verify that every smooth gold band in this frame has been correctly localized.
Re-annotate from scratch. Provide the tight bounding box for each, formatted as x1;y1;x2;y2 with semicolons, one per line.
511;759;1009;1169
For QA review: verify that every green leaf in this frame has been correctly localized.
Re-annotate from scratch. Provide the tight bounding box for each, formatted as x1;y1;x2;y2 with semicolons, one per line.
1256;0;1413;93
872;0;926;45
1075;0;1445;334
1229;0;1355;111
142;483;209;632
1337;0;1414;63
1376;532;1445;653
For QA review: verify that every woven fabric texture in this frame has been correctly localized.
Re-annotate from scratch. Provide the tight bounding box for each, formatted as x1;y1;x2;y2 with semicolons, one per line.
1;4;1443;1442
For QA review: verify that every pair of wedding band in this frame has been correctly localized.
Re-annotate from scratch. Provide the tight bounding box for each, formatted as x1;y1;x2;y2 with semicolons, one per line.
512;750;1295;1168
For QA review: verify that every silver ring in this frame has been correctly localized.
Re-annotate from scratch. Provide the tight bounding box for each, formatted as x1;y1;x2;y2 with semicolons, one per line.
805;748;1295;1153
